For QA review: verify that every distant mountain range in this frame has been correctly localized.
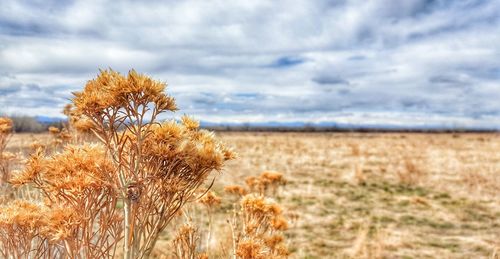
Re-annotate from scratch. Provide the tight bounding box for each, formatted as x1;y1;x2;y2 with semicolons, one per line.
35;116;65;124
34;116;499;132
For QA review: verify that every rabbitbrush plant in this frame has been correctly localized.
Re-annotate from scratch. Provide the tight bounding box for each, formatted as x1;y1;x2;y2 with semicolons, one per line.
2;69;235;259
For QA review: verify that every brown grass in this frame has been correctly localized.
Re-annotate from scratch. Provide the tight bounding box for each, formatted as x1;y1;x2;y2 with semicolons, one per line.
4;131;500;258
215;132;500;258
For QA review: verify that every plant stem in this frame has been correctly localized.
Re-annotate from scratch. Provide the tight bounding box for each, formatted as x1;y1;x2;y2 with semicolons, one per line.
124;198;133;259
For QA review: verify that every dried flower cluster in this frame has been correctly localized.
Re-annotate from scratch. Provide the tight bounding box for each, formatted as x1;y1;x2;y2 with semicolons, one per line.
63;103;94;138
172;221;204;259
245;171;286;195
0;118;13;160
6;144;122;258
0;117;15;194
0;200;50;258
224;185;248;196
199;191;222;208
223;171;290;259
71;69;235;258
48;126;72;147
0;69;235;259
198;191;222;253
234;194;289;259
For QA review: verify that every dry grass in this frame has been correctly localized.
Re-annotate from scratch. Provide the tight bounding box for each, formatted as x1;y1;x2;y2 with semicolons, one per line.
4;131;500;258
216;132;500;258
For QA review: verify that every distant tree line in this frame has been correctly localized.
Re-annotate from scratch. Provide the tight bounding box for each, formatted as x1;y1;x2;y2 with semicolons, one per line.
2;116;64;133
0;115;497;133
203;125;499;133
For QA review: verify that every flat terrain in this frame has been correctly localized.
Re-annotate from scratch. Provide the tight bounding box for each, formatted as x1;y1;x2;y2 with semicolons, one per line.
5;132;500;258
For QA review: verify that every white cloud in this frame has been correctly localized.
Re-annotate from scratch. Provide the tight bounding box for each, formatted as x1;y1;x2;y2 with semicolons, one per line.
0;0;499;128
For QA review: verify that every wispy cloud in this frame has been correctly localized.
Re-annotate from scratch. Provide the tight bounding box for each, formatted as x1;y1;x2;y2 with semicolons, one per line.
0;0;499;127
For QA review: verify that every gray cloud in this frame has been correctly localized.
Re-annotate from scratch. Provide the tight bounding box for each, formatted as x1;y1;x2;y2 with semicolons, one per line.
0;0;499;127
312;75;350;85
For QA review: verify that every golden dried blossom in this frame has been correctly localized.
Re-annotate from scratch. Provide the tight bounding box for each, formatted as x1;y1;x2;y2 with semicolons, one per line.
264;234;284;250
48;126;60;134
0;200;45;232
181;115;200;130
245;171;286;195
270;216;289;231
41;206;82;241
73;69;176;116
0;117;13;134
241;194;282;217
144;120;235;174
72;117;95;133
260;171;285;185
10;148;45;185
62;104;73;117
0;151;16;161
11;144;114;194
236;239;266;259
224;185;248;196
199;191;221;207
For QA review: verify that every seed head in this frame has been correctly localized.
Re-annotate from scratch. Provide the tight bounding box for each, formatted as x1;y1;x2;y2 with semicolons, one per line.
0;117;13;134
236;239;266;259
199;191;221;207
11;144;115;195
270;216;289;231
224;185;248;196
48;126;60;134
73;69;177;116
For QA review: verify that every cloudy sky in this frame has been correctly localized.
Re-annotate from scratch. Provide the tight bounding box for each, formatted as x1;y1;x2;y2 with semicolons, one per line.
0;0;499;128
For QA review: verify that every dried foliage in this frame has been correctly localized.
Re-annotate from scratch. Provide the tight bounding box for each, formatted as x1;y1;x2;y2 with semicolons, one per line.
0;69;236;259
245;171;286;195
0;201;55;258
172;221;203;259
0;118;13;163
232;194;289;259
7;144;122;258
0;117;16;201
198;191;221;253
224;185;248;196
71;69;235;258
223;172;290;259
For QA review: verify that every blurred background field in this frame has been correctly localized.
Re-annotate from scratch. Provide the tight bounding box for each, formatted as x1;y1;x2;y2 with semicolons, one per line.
6;131;500;258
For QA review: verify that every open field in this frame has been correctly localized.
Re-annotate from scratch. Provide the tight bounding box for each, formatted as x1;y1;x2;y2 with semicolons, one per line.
4;132;500;258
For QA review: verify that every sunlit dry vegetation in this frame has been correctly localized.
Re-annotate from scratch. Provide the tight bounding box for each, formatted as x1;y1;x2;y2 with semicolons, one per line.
0;70;290;259
217;132;500;258
4;131;500;258
1;71;500;258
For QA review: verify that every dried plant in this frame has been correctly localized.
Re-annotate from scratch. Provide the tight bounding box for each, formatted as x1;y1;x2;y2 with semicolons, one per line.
0;151;16;185
245;171;286;196
9;144;122;258
62;103;94;142
172;221;203;259
71;69;235;258
228;194;289;259
48;126;60;135
224;185;248;196
0;118;13;162
0;200;59;258
198;191;221;253
349;143;361;156
0;69;234;258
48;126;72;148
0;117;15;201
397;157;425;186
